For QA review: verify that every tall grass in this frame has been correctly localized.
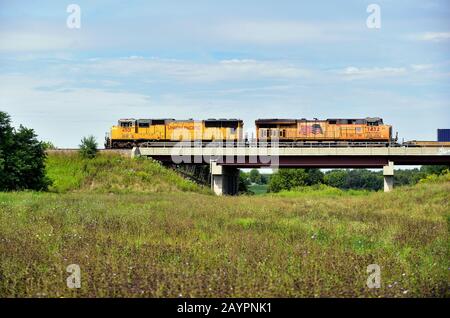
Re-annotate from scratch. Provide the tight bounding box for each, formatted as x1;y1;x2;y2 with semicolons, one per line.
0;153;448;297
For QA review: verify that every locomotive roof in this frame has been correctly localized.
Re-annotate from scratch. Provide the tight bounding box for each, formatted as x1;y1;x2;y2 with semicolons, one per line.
326;117;383;121
255;119;298;124
119;118;243;123
204;119;243;122
119;118;176;121
256;117;384;124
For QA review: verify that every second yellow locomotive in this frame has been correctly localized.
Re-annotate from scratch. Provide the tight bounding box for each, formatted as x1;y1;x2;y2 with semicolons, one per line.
255;117;392;144
106;118;244;148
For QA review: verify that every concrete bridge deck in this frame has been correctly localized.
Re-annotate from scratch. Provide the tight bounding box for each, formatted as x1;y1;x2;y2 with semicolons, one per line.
134;146;450;167
133;146;450;195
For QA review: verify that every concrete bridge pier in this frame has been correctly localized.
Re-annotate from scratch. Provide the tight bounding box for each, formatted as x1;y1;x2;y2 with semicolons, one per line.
383;161;394;192
131;147;141;158
210;160;239;196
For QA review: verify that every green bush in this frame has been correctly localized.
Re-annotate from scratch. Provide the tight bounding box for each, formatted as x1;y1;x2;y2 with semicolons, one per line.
419;170;450;184
79;135;98;159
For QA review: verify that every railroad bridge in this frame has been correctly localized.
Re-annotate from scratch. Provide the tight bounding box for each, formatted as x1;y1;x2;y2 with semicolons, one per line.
131;145;450;195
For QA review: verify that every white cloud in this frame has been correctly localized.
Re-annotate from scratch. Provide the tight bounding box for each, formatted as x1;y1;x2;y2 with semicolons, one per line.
0;75;151;115
0;29;89;52
338;63;446;80
340;66;407;79
212;20;353;45
410;64;433;71
0;75;153;147
415;32;450;42
72;57;311;82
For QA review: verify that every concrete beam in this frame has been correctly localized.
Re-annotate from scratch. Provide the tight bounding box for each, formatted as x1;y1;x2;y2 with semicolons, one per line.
210;160;223;175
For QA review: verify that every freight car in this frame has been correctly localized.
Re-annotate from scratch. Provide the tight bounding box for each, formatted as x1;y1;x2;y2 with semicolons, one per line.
255;117;394;146
438;129;450;142
105;118;243;148
403;140;450;147
403;128;450;147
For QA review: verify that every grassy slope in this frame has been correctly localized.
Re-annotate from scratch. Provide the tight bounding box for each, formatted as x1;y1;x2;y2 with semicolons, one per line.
0;153;448;297
45;152;210;194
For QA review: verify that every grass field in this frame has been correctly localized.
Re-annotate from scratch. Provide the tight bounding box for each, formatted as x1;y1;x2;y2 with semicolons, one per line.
248;184;268;195
0;153;449;297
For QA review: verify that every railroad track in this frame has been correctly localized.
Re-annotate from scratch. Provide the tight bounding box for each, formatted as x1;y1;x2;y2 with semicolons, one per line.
46;148;131;154
48;141;450;152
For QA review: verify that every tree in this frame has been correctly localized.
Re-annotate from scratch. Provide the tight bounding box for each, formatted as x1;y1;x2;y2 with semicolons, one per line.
305;168;324;185
324;170;347;189
260;174;270;185
0;111;51;191
79;135;98;159
0;112;14;190
238;170;251;194
324;169;383;191
268;168;323;192
420;165;450;176
42;141;56;150
249;169;262;184
394;168;425;186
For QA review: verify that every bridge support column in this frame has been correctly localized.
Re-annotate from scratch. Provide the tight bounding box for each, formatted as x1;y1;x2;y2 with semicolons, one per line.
131;147;141;158
383;161;394;192
210;160;239;196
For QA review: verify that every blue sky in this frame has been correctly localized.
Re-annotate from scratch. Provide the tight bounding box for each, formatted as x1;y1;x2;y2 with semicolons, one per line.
0;0;449;147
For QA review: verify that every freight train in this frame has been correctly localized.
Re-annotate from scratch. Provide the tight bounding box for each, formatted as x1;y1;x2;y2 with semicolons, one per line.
105;117;401;148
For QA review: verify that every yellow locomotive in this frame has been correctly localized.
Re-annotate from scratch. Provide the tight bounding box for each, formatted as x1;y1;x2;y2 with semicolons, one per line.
106;118;244;148
255;117;393;144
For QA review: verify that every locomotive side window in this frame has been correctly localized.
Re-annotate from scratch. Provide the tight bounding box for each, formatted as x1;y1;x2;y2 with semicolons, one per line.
260;129;268;138
120;121;134;127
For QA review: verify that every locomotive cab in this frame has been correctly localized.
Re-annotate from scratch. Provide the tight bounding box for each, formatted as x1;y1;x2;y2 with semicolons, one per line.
118;119;137;133
366;117;383;126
